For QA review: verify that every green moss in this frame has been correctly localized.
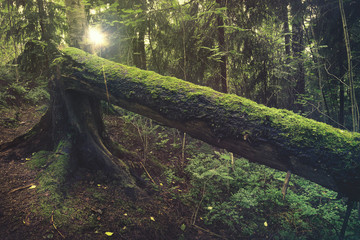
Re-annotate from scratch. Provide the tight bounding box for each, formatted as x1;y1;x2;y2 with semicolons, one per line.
29;139;74;222
61;47;360;178
62;47;360;146
27;150;51;169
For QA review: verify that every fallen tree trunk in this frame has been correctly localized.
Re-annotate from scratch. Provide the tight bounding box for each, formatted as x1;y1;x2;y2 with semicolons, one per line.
59;47;360;200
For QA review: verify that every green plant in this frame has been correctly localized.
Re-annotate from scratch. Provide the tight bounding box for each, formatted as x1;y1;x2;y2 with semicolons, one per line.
122;112;159;161
185;152;360;239
27;150;52;169
25;86;50;104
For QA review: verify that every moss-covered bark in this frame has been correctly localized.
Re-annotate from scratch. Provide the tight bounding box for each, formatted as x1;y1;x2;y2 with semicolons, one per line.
59;47;360;200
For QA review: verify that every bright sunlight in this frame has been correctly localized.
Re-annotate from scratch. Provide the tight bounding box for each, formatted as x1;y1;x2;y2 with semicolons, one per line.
88;26;105;46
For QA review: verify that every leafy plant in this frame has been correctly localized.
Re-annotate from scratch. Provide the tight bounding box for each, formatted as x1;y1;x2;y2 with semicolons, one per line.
122;112;159;162
185;152;360;239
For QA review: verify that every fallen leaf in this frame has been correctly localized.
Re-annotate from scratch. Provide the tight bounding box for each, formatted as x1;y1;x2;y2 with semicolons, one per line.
180;224;186;231
105;232;114;236
28;185;36;189
94;209;103;214
123;213;128;216
264;221;268;227
150;216;155;221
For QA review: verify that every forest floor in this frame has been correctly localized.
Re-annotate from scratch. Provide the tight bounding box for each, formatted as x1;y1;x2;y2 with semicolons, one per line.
0;104;220;240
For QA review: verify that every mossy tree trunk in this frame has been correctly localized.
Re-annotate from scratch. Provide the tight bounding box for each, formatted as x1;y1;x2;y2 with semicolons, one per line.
46;47;360;200
2;47;360;199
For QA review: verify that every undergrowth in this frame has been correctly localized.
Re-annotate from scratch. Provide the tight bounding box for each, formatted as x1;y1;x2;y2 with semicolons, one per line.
0;65;49;109
20;100;360;239
185;152;360;239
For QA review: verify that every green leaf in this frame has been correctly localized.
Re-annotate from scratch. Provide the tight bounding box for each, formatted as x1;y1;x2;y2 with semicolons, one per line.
180;223;186;231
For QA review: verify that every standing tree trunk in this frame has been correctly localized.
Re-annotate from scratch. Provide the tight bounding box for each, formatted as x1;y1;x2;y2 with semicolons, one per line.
64;0;88;50
132;0;147;70
133;25;147;70
216;0;228;93
290;0;305;112
338;57;345;127
338;0;359;132
281;2;292;109
7;0;20;82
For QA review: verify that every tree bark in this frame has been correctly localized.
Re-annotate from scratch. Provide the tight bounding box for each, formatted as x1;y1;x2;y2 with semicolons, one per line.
216;0;228;93
64;0;88;50
290;0;305;112
51;47;360;200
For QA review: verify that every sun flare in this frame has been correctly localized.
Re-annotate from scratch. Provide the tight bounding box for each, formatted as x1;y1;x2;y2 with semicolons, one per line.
88;27;105;46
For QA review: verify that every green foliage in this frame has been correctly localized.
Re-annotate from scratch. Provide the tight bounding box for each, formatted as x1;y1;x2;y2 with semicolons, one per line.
122;112;160;161
0;64;49;107
27;150;52;169
25;86;50;104
186;152;360;239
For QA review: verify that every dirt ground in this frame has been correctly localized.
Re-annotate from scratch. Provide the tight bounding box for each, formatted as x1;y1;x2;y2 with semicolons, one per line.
0;105;219;240
0;106;52;239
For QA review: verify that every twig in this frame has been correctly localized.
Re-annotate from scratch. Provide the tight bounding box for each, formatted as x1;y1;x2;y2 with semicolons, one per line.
140;162;156;185
51;210;65;239
192;182;207;225
230;152;234;172
282;170;292;200
181;132;186;167
324;64;348;87
192;224;227;239
9;184;34;193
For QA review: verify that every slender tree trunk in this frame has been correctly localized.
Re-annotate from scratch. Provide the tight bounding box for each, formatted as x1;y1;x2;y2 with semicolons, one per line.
64;0;88;50
338;0;359;132
133;25;147;70
132;0;147;70
216;0;228;93
290;0;305;112
280;3;291;109
339;58;345;127
36;0;50;69
7;0;19;82
138;26;147;70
